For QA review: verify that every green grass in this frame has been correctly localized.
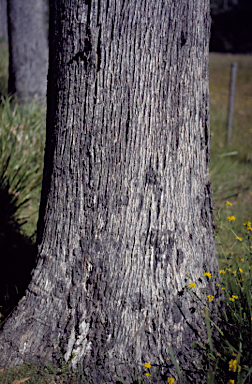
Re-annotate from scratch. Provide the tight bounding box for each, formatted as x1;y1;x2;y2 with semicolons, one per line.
0;96;46;238
209;53;252;272
0;43;45;239
0;41;8;97
0;41;252;383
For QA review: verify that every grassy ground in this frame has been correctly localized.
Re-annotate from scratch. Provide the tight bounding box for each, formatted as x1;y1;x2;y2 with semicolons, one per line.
0;40;252;383
209;53;252;271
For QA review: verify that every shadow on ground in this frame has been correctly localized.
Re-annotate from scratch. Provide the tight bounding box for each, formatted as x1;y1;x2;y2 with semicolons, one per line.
0;178;37;327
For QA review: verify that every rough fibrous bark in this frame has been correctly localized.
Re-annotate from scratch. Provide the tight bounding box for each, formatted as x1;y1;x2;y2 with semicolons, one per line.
7;0;48;101
0;1;224;383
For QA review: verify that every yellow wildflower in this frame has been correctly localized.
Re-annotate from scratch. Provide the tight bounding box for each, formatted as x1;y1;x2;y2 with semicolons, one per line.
227;380;235;384
228;216;235;221
143;362;151;369
230;359;236;365
229;295;238;302
244;222;252;230
226;268;231;271
239;278;244;283
167;378;175;384
238;257;244;262
207;295;214;302
226;201;232;206
146;373;152;377
221;287;226;290
239;268;243;273
204;272;212;278
166;358;170;360
189;282;196;288
219;270;225;274
236;237;242;241
228;359;241;373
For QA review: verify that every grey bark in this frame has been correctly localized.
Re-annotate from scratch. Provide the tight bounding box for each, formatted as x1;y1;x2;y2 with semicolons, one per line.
223;0;228;9
0;0;224;383
0;0;8;41
7;0;48;101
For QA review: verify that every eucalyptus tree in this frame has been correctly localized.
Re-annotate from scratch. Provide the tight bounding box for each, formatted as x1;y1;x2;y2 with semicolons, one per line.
7;0;48;101
0;0;224;382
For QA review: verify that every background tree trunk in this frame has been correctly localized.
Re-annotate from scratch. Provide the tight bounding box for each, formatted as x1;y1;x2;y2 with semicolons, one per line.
7;0;48;101
0;0;224;382
0;0;8;42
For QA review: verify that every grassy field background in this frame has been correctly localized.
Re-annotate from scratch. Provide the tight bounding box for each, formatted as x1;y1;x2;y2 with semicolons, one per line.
208;53;252;270
0;40;252;383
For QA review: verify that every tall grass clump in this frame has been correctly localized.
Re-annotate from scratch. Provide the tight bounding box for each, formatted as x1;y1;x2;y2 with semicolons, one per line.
0;96;46;325
0;96;46;238
0;39;46;238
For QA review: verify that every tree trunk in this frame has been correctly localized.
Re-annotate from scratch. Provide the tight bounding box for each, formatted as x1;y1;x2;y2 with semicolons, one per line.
0;0;224;382
223;0;228;9
0;0;8;42
7;0;48;101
